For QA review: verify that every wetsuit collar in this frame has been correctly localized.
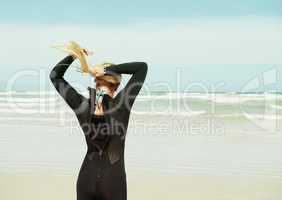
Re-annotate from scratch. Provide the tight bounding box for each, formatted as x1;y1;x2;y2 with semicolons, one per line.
88;87;94;115
87;86;113;115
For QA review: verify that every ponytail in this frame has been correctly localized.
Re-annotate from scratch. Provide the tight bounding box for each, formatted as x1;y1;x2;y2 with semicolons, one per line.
52;41;91;74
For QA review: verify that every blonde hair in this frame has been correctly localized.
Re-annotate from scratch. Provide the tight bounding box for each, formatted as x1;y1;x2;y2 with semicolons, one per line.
52;41;122;86
101;63;122;85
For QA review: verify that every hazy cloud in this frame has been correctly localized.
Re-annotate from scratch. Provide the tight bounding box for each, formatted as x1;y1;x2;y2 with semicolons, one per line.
1;16;282;69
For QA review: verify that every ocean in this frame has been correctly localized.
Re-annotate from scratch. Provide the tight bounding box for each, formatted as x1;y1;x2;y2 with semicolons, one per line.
0;91;281;178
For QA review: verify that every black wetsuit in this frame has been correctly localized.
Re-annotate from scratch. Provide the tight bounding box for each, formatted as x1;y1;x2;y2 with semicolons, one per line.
50;55;148;200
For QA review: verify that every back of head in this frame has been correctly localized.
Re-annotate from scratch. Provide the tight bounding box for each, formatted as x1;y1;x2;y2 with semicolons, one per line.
96;63;122;91
102;63;122;84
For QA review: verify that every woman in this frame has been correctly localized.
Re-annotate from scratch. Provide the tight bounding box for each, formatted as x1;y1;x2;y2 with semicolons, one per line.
50;41;148;200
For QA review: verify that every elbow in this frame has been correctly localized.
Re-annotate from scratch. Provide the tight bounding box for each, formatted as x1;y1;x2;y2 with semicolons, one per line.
49;70;57;82
140;62;148;73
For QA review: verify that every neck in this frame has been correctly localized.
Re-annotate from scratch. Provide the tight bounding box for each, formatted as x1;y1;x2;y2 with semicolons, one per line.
97;86;114;98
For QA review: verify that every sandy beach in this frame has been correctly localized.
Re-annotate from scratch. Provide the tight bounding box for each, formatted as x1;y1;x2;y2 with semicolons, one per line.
1;172;282;200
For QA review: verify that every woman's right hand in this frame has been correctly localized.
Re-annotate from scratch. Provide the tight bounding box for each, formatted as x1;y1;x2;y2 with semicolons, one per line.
82;48;94;56
64;41;93;58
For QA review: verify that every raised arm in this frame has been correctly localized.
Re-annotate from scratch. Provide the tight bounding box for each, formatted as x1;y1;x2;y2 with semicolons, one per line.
105;62;148;110
49;55;87;115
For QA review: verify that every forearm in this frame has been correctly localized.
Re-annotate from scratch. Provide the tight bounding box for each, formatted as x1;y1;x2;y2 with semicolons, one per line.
105;62;147;75
49;55;86;114
50;55;75;80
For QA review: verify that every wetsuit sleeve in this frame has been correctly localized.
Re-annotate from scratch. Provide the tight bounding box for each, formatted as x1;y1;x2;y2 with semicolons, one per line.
105;62;148;110
49;55;87;115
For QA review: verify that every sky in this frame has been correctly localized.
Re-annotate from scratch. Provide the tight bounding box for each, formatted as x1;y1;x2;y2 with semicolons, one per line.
0;0;281;92
1;0;282;23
